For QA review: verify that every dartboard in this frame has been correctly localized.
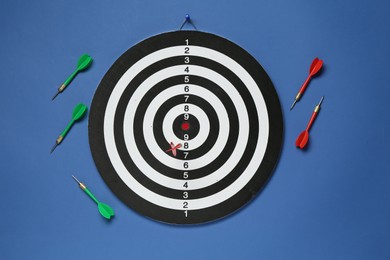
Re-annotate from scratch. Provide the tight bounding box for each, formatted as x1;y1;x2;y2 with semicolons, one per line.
89;31;283;224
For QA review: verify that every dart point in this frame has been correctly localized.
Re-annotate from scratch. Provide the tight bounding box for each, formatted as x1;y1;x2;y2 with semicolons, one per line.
50;143;58;154
290;100;297;111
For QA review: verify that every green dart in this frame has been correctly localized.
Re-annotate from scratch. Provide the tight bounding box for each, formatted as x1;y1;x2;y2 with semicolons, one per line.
72;175;115;220
50;103;87;153
52;54;93;100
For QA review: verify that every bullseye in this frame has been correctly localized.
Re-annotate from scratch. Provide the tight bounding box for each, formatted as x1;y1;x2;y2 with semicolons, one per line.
173;113;200;141
89;30;283;224
181;122;190;131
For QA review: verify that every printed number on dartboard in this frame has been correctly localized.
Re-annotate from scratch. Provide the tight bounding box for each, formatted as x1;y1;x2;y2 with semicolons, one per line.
183;38;190;218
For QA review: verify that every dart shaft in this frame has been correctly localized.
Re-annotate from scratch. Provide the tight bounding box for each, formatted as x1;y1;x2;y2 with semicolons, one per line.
306;96;324;131
61;119;75;139
306;111;318;131
83;187;100;205
63;70;78;87
298;75;312;97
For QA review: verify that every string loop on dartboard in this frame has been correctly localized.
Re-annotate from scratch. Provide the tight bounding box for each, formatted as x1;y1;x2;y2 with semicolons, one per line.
179;14;198;31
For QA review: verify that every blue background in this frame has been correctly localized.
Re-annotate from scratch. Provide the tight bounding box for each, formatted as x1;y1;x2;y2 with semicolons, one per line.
1;0;389;259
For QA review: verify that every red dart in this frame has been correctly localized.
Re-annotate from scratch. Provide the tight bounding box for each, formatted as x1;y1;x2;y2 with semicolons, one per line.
295;96;324;149
166;142;182;157
290;58;323;110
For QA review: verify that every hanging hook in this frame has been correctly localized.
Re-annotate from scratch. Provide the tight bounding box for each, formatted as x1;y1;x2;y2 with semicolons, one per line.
179;14;198;31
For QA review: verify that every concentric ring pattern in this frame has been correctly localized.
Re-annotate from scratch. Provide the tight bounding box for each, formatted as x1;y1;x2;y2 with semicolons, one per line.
89;31;283;224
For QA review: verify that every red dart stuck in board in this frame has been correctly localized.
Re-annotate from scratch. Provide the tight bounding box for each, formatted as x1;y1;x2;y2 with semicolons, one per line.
295;96;324;149
166;142;182;157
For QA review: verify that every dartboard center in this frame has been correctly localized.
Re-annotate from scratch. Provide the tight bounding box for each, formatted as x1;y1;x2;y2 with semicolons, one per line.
181;122;190;131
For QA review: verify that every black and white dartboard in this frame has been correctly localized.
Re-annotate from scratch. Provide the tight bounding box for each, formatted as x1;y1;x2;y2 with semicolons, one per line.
89;30;283;224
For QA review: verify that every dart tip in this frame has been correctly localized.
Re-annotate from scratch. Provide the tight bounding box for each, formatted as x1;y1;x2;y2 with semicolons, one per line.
72;175;81;184
52;91;60;101
50;143;58;154
290;100;297;111
318;96;325;106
